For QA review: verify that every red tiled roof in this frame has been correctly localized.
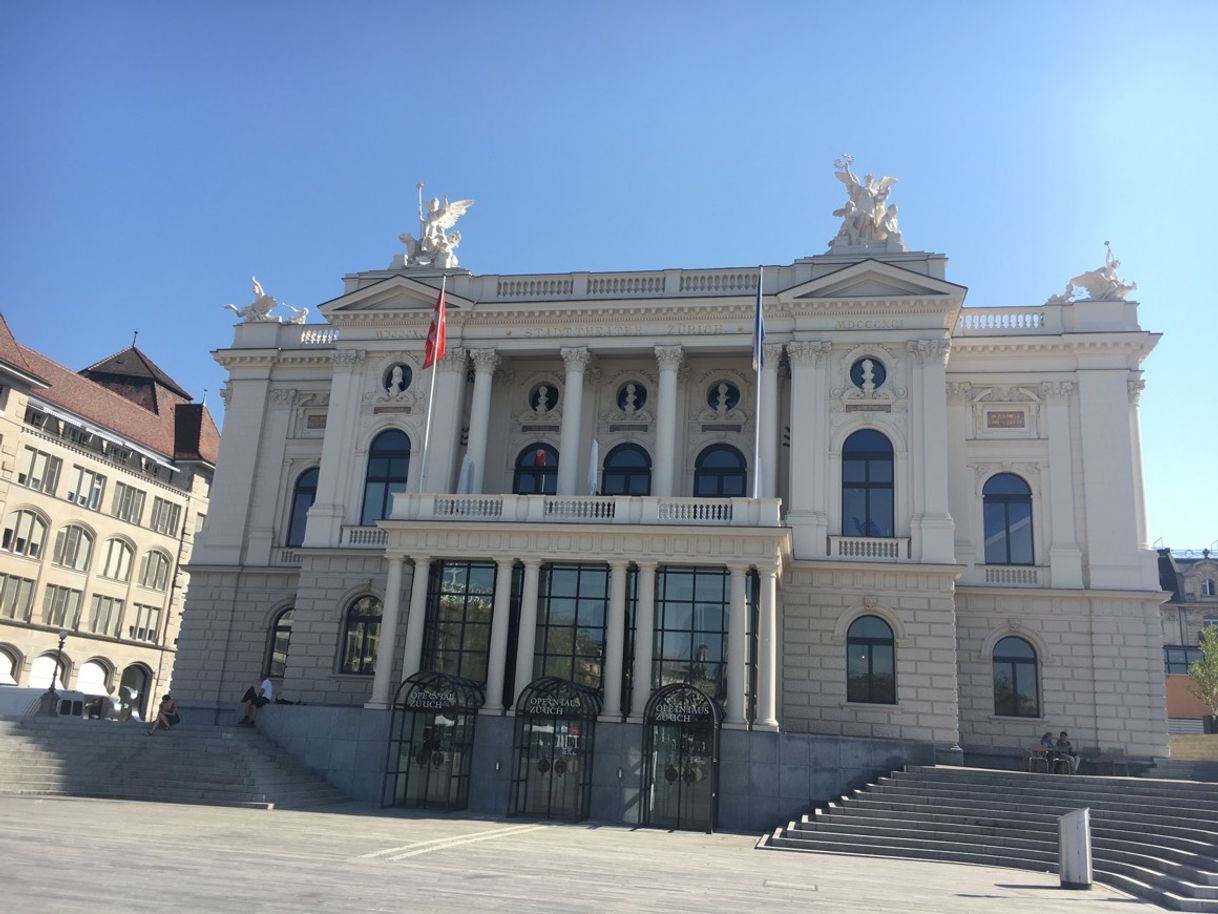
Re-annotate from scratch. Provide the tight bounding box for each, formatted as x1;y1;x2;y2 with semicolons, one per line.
13;338;219;466
83;346;193;399
0;313;48;385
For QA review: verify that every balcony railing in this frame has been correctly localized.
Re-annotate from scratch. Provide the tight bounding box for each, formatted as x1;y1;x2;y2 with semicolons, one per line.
271;548;303;566
828;535;910;561
389;494;782;527
983;565;1043;586
340;526;388;547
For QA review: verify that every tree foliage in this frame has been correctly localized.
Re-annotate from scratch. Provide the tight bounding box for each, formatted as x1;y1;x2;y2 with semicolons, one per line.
1187;626;1218;715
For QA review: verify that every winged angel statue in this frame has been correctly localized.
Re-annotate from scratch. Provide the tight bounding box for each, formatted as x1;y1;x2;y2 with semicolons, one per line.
1045;242;1137;303
224;276;279;322
400;192;475;269
830;155;903;248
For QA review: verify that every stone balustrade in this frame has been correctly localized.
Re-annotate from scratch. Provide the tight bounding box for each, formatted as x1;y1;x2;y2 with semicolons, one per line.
828;535;910;561
388;493;782;527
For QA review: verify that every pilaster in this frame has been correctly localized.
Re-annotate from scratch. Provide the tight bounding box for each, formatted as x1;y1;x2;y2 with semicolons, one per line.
465;349;501;494
304;349;366;547
784;340;832;557
652;345;684;497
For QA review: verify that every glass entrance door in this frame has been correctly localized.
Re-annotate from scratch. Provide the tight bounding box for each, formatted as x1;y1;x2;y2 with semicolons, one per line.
399;712;462;807
511;677;601;820
643;683;721;832
384;672;483;810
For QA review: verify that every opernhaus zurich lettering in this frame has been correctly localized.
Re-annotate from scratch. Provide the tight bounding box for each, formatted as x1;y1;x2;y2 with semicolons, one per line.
174;162;1163;831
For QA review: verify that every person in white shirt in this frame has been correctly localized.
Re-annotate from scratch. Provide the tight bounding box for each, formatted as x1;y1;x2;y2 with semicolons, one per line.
240;672;274;727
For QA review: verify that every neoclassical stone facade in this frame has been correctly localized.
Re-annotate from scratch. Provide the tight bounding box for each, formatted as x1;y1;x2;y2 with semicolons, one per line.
175;193;1165;826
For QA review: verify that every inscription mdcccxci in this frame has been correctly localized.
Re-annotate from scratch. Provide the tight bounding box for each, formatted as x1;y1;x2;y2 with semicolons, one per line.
986;410;1026;429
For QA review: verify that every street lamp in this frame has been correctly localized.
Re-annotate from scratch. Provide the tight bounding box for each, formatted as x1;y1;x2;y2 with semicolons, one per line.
40;629;68;716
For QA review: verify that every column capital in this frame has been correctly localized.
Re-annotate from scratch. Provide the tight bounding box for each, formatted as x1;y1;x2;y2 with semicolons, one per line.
608;559;631;572
495;556;516;571
945;382;973;403
410;554;432;566
521;557;543;570
906;338;951;364
1039;379;1076;401
634;559;659;573
786;340;832;366
560;346;591;372
269;388;299;409
654;345;684;371
468;348;501;375
435;347;468;374
1128;377;1146;404
726;561;752;575
752;558;780;577
762;342;785;368
331;348;367;369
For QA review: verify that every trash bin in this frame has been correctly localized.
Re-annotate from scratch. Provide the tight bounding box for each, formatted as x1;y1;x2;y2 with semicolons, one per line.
1058;808;1092;890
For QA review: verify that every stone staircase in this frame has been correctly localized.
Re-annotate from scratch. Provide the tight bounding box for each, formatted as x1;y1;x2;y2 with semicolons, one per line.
762;765;1218;912
1146;760;1218;782
0;716;351;810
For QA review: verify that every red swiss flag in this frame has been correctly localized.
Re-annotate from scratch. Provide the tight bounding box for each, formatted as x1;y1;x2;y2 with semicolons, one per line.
422;285;446;369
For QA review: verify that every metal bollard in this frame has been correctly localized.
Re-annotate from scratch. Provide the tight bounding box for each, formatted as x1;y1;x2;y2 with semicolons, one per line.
1058;807;1093;889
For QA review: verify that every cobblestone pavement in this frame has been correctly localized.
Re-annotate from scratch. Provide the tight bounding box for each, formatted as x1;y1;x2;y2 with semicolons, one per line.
0;796;1166;913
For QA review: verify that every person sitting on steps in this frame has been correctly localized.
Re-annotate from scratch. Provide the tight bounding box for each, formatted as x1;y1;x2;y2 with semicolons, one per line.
239;672;273;727
147;694;179;735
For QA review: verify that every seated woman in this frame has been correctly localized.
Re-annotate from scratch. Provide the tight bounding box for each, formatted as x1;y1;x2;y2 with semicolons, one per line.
146;694;179;735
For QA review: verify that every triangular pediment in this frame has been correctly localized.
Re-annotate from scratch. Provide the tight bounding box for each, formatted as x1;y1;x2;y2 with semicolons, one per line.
778;259;967;304
318;274;473;318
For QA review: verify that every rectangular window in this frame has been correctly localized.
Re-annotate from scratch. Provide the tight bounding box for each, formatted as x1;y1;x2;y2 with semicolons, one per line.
534;564;609;691
88;594;124;636
150;497;182;536
653;566;730;707
128;603;162;643
421;560;497;685
42;584;83;628
67;466;106;510
1164;646;1204;675
111;483;147;524
17;446;62;495
0;572;36;620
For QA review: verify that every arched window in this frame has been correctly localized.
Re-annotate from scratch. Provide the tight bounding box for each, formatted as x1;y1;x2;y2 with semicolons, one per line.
1203;579;1216;598
100;539;134;582
841;430;894;537
77;659;110;697
29;654;65;691
0;646;18;685
983;473;1034;566
2;510;47;559
602;444;652;497
266;608;294;678
53;524;94;572
286;468;319;547
340;596;382;674
361;431;410;525
693;444;747;497
513;444;558;495
993;635;1039;717
138;551;172;591
846;615;895;704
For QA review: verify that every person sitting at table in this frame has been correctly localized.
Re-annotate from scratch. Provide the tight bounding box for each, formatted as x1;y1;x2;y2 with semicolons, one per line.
1055;730;1081;773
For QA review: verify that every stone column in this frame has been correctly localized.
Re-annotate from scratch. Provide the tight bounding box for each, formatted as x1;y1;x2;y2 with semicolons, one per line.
908;339;955;564
784;341;832;556
512;559;543;705
399;555;432;681
367;553;405;708
556;348;590;496
599;560;629;721
759;343;784;499
628;561;658;721
1040;381;1083;587
421;348;468;494
652;346;684;497
754;560;779;731
724;563;750;728
302;349;366;547
465;349;500;494
482;557;516;713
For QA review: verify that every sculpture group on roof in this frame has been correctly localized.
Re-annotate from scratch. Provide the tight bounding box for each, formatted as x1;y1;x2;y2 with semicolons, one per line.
223;276;308;324
1045;243;1138;303
829;155;903;249
399;183;475;269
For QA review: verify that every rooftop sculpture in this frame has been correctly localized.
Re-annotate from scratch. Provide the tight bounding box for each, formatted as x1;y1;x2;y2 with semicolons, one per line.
1045;243;1138;303
829;155;904;251
224;276;279;323
399;182;475;269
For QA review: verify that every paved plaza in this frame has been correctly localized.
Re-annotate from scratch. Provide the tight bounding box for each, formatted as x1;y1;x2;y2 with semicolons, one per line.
0;796;1169;913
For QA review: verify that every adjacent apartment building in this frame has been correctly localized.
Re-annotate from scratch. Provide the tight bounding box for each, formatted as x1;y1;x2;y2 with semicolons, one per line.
0;316;218;719
1159;547;1218;731
173;167;1166;829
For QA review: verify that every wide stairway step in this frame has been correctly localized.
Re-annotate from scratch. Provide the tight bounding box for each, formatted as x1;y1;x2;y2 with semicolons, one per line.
0;717;351;810
761;763;1218;913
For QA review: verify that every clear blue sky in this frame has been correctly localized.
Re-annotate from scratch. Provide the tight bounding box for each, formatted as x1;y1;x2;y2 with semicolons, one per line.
1;1;1214;548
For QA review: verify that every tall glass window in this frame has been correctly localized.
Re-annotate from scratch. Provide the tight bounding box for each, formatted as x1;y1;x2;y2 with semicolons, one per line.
535;564;608;690
266;608;294;678
993;635;1039;717
653;567;730;705
842;430;894;537
513;444;558;496
361;430;410;525
423;561;496;685
602;444;652;496
53;525;94;572
693;444;747;497
983;473;1034;565
846;615;896;704
2;510;47;559
286;468;319;547
340;595;382;674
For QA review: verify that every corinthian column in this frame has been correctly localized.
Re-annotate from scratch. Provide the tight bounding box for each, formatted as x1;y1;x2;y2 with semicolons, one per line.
465;349;500;494
556;347;590;495
652;345;684;497
759;342;784;498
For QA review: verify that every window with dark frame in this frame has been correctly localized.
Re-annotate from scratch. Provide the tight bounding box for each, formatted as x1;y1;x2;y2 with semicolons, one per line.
841;429;894;538
693;444;747;497
340;595;382;674
846;615;896;704
601;443;652;496
535;564;609;691
361;430;410;525
652;566;730;707
266;608;294;678
993;635;1040;717
1164;645;1203;674
513;444;558;495
421;561;496;685
286;468;319;547
983;473;1034;565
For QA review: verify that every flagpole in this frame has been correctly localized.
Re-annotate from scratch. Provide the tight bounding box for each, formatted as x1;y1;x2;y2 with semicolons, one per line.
417;273;447;494
752;265;764;500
